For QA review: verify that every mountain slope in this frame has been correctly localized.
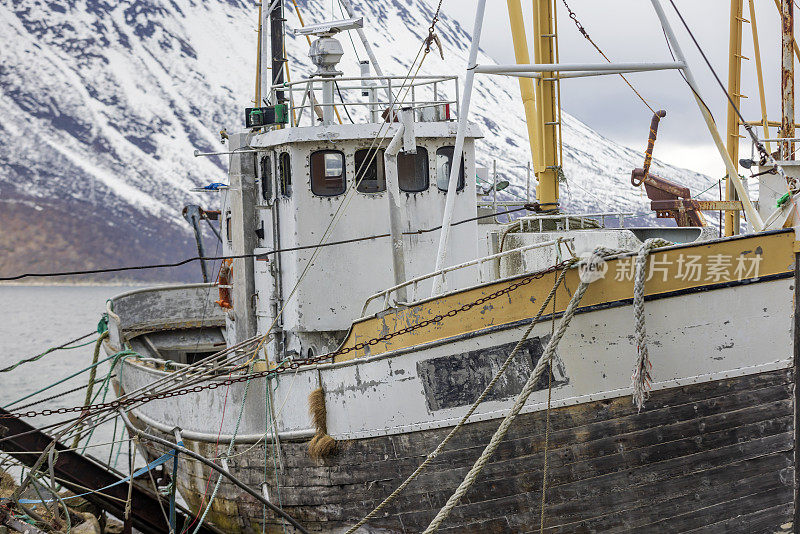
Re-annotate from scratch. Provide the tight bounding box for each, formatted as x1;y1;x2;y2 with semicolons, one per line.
0;0;716;282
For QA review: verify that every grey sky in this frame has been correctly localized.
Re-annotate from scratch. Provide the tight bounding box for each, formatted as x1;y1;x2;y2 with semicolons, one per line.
444;1;790;177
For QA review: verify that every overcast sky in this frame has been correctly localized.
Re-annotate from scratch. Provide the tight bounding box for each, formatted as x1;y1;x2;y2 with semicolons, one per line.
443;0;790;178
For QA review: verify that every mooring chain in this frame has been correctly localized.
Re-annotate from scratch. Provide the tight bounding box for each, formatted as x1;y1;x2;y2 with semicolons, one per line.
1;261;574;420
561;0;656;114
424;0;445;58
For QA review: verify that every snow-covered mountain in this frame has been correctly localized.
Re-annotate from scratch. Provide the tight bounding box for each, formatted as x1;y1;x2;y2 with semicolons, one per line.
0;0;715;282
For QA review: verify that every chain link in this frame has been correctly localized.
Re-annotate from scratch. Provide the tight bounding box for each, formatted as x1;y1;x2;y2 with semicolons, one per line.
424;0;445;54
1;261;573;420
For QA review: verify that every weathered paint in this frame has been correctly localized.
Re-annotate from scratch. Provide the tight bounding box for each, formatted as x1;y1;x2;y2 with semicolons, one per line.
119;238;793;440
336;229;794;362
416;336;561;411
132;368;796;533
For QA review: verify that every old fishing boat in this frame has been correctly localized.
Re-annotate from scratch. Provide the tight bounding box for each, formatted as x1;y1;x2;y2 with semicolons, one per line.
105;0;800;532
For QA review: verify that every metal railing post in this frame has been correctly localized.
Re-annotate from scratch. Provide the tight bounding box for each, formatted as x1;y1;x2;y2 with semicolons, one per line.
432;0;488;296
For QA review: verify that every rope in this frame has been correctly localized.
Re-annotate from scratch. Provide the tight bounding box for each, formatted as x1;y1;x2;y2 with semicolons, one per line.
265;375;286;534
423;249;613;533
631;238;671;411
71;331;109;449
3;352;122;409
0;332;97;373
9;378;109;412
0;208;535;282
539;271;558;533
191;361;256;534
345;262;574;534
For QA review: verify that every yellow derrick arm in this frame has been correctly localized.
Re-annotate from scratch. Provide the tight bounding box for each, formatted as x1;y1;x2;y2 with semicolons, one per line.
506;0;561;207
506;1;542;175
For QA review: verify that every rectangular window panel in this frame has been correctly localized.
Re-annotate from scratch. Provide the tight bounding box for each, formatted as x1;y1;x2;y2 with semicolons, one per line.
436;146;465;192
355;148;386;193
311;150;346;196
398;147;429;193
260;155;272;201
279;152;292;197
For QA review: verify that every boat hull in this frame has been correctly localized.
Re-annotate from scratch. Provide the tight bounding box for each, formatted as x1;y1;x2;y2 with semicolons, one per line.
130;367;795;533
111;230;799;532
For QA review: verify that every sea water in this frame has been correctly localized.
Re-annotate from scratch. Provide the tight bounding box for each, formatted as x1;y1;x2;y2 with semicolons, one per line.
0;285;146;475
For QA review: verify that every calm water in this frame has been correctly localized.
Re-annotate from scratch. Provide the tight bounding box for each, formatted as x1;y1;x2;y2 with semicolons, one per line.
0;285;147;472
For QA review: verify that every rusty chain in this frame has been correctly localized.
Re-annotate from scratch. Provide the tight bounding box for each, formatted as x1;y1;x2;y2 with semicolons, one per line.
1;261;574;420
424;0;445;57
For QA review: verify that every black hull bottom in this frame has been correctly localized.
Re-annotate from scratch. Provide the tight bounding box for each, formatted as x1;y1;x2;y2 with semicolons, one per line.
140;368;796;533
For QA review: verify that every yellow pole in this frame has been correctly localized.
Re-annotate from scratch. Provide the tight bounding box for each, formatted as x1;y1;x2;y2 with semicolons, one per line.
725;0;743;236
506;0;542;175
748;0;772;155
533;0;559;207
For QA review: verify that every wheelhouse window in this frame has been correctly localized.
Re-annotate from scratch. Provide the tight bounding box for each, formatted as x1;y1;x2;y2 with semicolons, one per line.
279;152;292;197
310;150;346;196
260;155;272;201
398;147;429;192
436;146;465;192
355;148;386;193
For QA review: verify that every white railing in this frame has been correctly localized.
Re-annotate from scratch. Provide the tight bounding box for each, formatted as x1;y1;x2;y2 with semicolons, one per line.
361;238;574;316
517;212;636;231
272;75;460;127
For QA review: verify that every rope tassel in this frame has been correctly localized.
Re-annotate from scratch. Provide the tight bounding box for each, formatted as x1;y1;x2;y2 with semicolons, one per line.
631;238;671;411
308;388;337;459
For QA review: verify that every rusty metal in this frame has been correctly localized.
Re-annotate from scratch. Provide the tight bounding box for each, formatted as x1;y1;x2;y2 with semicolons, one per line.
652;199;744;217
631;110;667;186
697;200;745;210
650;198;705;227
0;408;222;534
199;208;220;221
782;0;795;158
635;171;706;227
629;109;707;226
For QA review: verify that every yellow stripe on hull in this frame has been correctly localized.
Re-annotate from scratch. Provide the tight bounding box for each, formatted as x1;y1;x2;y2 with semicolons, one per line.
335;230;795;362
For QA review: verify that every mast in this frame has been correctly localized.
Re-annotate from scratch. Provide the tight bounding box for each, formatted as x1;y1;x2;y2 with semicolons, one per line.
533;0;560;208
431;0;487;296
271;0;287;107
259;1;270;102
725;0;743;235
782;0;795;158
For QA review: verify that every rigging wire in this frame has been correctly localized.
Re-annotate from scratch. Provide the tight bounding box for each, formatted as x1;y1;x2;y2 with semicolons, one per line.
0;332;97;373
665;0;769;163
336;0;362;63
0;206;534;281
560;0;656;114
335;81;356;123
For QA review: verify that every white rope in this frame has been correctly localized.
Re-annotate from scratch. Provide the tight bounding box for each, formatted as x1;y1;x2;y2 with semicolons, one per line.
631;238;672;411
344;262;575;534
422;249;612;533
